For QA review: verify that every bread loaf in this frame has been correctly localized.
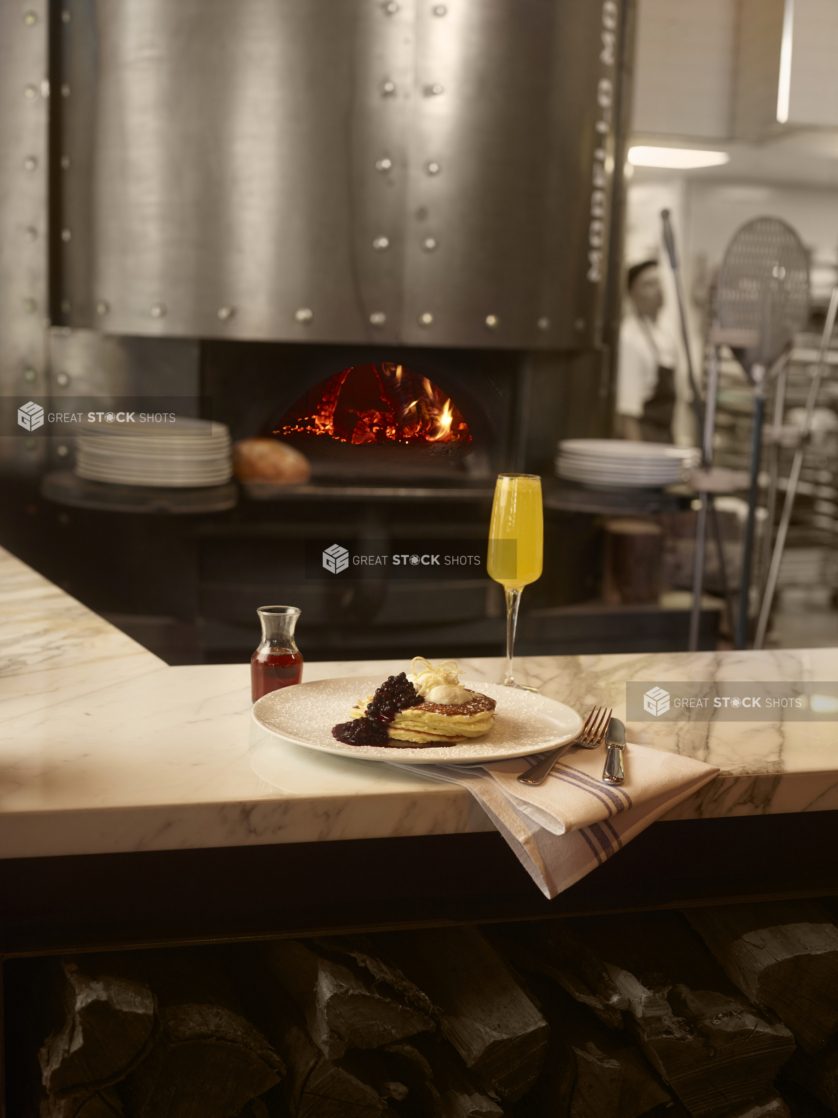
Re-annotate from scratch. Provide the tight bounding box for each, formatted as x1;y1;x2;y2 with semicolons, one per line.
232;439;311;486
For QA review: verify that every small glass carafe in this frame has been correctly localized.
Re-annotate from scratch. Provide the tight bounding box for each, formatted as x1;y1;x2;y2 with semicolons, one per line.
251;605;303;702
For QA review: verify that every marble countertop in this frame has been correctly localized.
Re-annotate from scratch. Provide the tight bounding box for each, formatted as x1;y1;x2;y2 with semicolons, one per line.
2;545;838;861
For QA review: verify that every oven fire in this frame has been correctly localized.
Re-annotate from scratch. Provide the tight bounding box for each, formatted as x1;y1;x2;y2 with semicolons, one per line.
276;363;472;447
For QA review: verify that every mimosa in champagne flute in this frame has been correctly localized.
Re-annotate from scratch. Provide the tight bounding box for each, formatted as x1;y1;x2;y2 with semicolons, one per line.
487;473;543;689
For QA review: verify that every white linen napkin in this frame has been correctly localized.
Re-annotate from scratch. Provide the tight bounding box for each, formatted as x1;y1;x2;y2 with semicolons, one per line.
393;743;719;899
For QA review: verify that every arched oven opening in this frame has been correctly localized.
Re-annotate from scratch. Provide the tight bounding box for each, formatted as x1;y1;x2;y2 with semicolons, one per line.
275;362;475;479
207;341;520;484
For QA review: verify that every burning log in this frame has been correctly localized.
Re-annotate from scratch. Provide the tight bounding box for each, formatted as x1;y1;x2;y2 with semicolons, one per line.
685;902;838;1055
371;927;550;1103
262;939;435;1059
544;913;795;1117
276;363;472;448
38;955;156;1098
116;948;283;1118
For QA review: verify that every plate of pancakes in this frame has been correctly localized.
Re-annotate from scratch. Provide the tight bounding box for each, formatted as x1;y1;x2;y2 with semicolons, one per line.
251;674;583;765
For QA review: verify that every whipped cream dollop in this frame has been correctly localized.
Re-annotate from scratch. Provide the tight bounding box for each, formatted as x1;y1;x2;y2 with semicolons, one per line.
410;656;472;705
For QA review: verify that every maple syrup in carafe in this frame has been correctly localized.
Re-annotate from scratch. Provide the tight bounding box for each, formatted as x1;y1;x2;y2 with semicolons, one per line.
250;606;303;702
251;648;304;701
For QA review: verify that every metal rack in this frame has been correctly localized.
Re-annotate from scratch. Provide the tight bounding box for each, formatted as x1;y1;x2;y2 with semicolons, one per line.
708;335;838;615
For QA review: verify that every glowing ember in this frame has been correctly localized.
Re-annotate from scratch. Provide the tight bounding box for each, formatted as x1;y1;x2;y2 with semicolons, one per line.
276;363;472;446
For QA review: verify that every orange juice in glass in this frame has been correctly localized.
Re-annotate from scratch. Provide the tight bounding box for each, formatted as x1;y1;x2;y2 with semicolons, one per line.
487;473;543;688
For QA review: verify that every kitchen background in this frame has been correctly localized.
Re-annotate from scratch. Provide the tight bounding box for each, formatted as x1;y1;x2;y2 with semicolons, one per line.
1;0;837;663
627;0;838;650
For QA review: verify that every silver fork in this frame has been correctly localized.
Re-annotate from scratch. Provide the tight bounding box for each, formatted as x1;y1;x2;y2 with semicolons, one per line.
517;706;612;786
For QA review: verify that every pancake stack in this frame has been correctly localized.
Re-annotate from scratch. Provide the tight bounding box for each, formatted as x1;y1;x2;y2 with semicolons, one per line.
341;657;496;747
349;688;496;745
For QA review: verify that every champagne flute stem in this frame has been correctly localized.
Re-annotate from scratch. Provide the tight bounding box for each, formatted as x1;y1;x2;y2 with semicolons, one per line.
503;586;523;686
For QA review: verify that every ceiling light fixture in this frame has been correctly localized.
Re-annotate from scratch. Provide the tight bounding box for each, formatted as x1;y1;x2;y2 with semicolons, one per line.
627;146;731;170
776;0;795;123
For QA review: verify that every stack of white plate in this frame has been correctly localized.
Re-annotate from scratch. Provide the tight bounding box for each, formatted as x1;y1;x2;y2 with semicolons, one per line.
74;419;232;488
555;439;700;489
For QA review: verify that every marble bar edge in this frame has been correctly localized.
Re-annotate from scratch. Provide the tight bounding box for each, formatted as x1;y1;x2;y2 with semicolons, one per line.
2;544;838;861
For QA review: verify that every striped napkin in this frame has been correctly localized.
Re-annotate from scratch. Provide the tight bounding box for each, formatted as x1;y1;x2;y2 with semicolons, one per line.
393;743;718;899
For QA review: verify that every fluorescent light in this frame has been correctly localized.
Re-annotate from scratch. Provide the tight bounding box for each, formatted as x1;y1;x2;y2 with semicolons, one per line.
628;146;730;170
777;0;795;123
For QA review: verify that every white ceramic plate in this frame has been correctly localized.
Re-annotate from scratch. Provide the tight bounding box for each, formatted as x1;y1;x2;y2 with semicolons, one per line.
251;675;583;765
75;455;231;471
557;457;695;472
558;446;698;458
558;452;697;468
556;467;682;487
74;417;228;435
75;438;231;451
77;447;229;463
75;459;231;477
556;451;692;465
557;473;682;487
74;466;232;487
558;439;698;460
557;461;684;478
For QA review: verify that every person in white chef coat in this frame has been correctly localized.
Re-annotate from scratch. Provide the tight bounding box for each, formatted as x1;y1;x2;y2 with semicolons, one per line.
616;260;678;443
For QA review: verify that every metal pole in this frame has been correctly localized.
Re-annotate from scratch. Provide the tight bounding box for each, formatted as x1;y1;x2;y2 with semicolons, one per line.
689;343;721;651
754;284;838;648
709;501;734;637
689;504;708;652
757;359;788;600
736;372;766;649
661;210;704;432
661;211;736;646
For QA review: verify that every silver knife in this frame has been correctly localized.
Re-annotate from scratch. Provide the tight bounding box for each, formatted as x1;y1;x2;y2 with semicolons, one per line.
603;717;626;784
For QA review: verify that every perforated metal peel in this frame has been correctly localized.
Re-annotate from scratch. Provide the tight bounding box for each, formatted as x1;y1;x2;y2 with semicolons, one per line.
716;217;809;378
715;217;810;648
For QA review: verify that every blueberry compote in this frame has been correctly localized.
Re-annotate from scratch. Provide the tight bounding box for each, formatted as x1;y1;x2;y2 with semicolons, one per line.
332;672;422;746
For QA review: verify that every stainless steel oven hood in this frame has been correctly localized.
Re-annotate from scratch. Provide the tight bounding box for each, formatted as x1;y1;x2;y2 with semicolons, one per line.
55;0;627;351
